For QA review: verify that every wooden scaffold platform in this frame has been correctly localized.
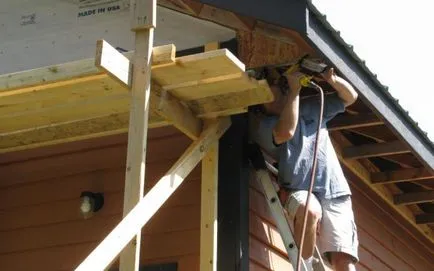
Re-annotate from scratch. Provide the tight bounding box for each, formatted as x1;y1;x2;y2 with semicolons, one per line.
0;2;272;271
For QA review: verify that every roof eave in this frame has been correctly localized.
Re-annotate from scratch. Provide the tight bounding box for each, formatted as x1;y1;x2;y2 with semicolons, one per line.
305;4;434;172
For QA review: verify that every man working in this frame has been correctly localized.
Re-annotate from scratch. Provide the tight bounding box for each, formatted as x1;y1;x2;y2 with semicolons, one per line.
250;66;359;271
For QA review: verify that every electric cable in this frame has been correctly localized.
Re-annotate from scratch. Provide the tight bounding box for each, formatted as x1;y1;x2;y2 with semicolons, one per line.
296;80;324;271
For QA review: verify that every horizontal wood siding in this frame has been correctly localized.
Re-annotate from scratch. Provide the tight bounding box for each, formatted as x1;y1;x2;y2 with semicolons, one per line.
0;127;200;271
248;172;434;271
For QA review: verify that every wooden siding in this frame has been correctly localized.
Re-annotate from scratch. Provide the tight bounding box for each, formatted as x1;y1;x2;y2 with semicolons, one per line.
248;172;434;271
0;127;200;271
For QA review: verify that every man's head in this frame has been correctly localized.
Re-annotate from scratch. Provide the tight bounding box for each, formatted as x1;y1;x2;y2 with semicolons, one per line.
262;80;287;116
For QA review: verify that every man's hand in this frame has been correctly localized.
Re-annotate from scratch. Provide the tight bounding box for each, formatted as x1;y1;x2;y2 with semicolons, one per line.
321;68;358;107
321;67;337;84
285;71;305;95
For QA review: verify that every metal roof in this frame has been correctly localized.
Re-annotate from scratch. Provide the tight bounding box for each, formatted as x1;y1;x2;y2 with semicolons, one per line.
307;1;434;149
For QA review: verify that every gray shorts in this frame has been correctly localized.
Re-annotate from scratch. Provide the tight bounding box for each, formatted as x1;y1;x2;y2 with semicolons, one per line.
284;190;359;264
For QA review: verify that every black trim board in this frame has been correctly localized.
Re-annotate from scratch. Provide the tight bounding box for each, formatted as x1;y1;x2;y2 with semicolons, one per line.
218;114;250;271
197;0;307;32
305;10;434;171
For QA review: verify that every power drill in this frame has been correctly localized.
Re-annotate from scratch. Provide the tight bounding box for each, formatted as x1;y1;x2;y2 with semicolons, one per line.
247;55;328;94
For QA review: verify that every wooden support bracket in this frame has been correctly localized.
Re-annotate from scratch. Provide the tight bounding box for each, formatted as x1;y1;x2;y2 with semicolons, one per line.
75;117;231;271
95;39;202;140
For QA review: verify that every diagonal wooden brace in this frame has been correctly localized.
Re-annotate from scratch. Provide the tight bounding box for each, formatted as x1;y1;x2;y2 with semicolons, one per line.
75;117;231;271
95;39;202;139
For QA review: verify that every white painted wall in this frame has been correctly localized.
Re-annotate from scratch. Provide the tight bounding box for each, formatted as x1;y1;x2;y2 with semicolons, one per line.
0;0;235;74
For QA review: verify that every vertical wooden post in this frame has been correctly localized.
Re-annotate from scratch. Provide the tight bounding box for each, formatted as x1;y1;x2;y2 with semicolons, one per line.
200;43;220;271
120;1;156;270
200;139;219;271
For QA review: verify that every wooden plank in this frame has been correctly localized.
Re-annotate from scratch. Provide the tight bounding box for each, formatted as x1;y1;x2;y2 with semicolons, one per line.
168;73;255;101
0;215;120;254
331;131;434;247
0;167;200;212
200;141;218;271
351;192;433;271
0;134;191;189
188;80;273;118
327;113;383;131
358;246;393;271
342;140;411;159
394;191;434;205
96;40;132;87
249;237;291;270
415;213;434;225
75;118;230;271
120;0;156;265
0;112;168;153
249;212;286;256
0;76;124;113
371;167;433;184
152;49;245;86
357;228;414;271
0;95;131;133
152;44;176;66
0;45;168;92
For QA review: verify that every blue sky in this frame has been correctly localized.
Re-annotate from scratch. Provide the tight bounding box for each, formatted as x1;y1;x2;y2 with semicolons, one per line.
313;0;434;142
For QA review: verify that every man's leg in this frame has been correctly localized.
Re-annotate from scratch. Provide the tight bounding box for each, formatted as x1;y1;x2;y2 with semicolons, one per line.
319;195;359;271
329;252;356;271
285;191;322;259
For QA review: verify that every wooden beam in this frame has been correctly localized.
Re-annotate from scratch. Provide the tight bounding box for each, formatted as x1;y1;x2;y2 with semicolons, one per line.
120;1;156;270
200;139;219;271
342;140;410;159
394;191;434;205
416;213;434;225
150;87;202;140
176;0;203;15
198;4;254;31
188;80;273;118
327;113;383;131
75;117;231;271
331;131;434;245
348;125;396;142
371;168;433;184
158;0;203;16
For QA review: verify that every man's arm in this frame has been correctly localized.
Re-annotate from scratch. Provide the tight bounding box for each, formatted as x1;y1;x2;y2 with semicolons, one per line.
272;73;303;145
322;68;358;107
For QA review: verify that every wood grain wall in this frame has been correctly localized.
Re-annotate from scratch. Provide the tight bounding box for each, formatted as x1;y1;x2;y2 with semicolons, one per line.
0;127;200;271
2;126;433;271
248;172;434;271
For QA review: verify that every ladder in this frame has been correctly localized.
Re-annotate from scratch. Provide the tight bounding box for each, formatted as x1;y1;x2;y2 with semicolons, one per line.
248;143;327;271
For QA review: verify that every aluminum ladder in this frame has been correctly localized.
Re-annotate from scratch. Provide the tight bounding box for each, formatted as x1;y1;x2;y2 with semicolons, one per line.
248;143;327;271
